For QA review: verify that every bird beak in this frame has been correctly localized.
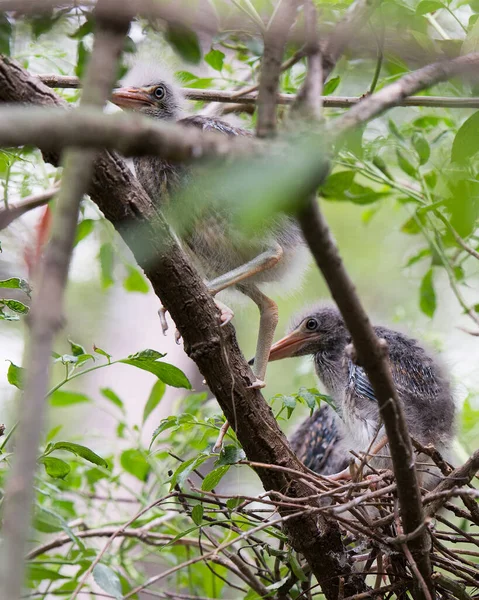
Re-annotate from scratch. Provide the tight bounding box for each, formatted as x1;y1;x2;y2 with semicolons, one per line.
268;329;312;361
111;87;152;109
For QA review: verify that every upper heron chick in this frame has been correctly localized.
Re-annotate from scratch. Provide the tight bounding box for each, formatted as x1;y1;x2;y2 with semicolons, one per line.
269;306;455;487
111;63;308;447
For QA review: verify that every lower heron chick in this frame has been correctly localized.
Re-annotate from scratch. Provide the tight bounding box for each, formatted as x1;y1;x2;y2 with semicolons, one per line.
269;306;455;487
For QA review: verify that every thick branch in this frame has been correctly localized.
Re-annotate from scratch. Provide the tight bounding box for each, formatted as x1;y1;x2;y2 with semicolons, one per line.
297;199;433;600
0;106;261;158
0;61;366;600
0;5;131;598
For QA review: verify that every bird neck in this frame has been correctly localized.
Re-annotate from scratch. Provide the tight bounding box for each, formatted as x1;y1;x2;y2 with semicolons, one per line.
314;347;348;397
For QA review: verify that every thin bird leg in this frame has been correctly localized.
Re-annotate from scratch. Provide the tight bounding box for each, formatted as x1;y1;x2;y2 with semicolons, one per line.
213;285;279;452
206;243;283;295
237;283;279;389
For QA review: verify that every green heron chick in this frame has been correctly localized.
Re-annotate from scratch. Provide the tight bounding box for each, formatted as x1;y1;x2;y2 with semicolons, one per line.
111;64;308;445
290;404;350;475
269;306;455;487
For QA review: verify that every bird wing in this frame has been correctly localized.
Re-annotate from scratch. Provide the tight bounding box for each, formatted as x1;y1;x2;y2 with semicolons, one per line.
179;115;252;138
347;330;439;404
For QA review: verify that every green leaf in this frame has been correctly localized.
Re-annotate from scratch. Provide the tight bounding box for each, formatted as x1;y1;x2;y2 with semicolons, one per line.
121;352;191;389
281;394;297;418
0;15;12;55
451;111;479;164
226;497;243;510
201;465;230;492
93;564;123;600
51;441;108;468
216;445;245;466
28;565;66;582
69;339;86;356
205;48;225;71
191;504;204;525
45;424;63;442
321;171;355;197
405;248;430;267
412;133;430;165
99;242;115;288
75;40;90;79
30;12;61;38
123;265;149;294
401;216;422;235
396;149;416;177
323;76;340;95
0;277;31;296
74;218;95;246
39;456;71;479
289;553;308;582
420;268;436;317
121;449;150;481
165;23;201;64
143;379;166;424
94;345;112;362
7;361;24;389
170;453;210;489
49;390;91;406
416;0;444;14
297;388;319;412
150;416;179;448
101;387;124;411
69;18;94;39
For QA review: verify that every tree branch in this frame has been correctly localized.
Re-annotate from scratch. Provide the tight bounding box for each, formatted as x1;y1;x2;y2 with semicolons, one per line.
0;4;131;597
38;74;479;110
0;106;261;158
297;198;434;600
256;0;299;137
0;185;59;231
424;450;479;518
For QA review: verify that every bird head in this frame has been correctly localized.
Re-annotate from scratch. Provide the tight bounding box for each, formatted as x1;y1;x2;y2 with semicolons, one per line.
111;62;184;120
269;305;347;361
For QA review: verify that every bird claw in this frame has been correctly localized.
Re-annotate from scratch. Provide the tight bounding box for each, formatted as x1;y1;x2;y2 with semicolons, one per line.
246;378;266;390
213;421;230;452
214;299;234;327
175;329;182;345
158;305;169;335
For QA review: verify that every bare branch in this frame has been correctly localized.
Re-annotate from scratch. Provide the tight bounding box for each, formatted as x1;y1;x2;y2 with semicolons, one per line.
0;185;59;231
0;3;131;597
331;53;479;136
297;199;434;600
424;449;479;518
256;0;300;137
0;106;261;159
37;74;479;110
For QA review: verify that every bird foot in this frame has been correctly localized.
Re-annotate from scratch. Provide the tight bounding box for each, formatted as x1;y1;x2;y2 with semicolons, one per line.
246;378;266;390
158;305;169;335
328;467;352;482
158;305;182;343
213;421;230;452
214;299;235;327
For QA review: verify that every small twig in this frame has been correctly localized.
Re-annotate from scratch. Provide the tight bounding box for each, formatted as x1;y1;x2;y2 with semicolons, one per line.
0;185;59;231
431;573;472;600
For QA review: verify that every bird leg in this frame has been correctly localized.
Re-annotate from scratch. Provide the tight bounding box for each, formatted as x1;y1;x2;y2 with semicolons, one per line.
237;283;279;389
329;436;389;482
206;243;283;296
158;305;169;335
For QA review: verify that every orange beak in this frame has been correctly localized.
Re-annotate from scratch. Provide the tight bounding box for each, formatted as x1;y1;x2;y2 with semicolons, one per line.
268;330;315;361
110;87;153;109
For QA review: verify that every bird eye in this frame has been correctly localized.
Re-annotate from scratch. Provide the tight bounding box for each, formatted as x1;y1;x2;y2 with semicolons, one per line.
305;318;318;331
154;85;166;100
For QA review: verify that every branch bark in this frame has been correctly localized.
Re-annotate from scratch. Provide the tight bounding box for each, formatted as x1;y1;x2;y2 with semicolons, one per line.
0;4;131;598
256;0;299;137
0;58;367;600
36;73;479;109
297;199;434;600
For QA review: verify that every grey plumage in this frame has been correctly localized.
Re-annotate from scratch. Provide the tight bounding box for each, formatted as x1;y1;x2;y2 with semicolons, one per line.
270;305;455;487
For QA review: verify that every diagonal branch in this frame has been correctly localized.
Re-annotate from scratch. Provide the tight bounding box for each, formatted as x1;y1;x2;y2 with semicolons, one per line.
0;3;132;598
297;199;433;600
